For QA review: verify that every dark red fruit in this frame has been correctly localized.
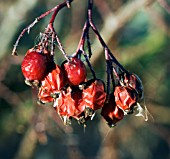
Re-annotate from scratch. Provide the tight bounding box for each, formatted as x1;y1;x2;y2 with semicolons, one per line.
38;65;66;103
21;48;53;81
121;73;143;100
62;57;87;85
101;95;124;127
83;79;106;111
53;87;85;124
114;86;137;112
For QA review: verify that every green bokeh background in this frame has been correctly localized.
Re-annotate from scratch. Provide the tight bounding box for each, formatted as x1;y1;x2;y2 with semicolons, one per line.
0;0;170;159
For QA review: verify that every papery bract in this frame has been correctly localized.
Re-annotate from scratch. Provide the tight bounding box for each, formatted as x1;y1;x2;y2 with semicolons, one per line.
54;87;85;121
122;73;143;100
83;79;106;110
38;65;65;103
114;86;137;112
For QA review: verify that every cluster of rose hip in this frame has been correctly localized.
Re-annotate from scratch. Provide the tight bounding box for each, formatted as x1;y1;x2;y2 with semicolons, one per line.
12;0;146;127
21;46;107;125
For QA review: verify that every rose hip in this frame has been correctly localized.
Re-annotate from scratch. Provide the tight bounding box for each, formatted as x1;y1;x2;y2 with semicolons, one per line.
62;57;87;85
114;86;137;113
83;79;106;111
53;87;86;124
101;95;124;127
121;73;143;100
21;48;54;81
38;65;66;103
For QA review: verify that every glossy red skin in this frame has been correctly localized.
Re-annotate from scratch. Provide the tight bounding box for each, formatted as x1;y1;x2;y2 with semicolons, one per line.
83;80;106;110
114;86;137;111
38;65;66;103
54;87;85;120
101;96;124;126
21;49;50;81
63;57;87;85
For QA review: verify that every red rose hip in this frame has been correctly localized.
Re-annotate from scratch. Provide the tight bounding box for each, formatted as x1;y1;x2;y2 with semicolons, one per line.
83;79;106;111
62;57;87;85
114;86;137;113
38;65;66;103
21;48;52;81
101;95;124;127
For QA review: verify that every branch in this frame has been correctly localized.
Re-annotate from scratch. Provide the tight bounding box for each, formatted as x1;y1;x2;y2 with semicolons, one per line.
90;0;156;64
12;0;74;56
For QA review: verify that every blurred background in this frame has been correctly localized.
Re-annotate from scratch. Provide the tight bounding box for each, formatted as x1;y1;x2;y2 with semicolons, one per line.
0;0;170;159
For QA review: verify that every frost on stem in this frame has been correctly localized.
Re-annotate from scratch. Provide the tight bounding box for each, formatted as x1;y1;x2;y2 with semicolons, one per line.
12;0;150;127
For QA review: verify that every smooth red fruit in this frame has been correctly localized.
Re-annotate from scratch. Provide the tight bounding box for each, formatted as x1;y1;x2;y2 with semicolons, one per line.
83;79;106;110
101;95;124;127
21;49;52;81
38;65;66;103
114;86;137;112
62;57;87;85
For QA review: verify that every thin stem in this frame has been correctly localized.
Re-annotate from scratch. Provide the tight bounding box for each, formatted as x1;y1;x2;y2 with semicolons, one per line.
109;63;116;91
48;10;70;61
51;33;55;56
76;21;96;79
55;33;70;62
87;0;127;73
85;1;92;59
49;9;57;24
106;60;111;101
86;27;92;59
76;21;89;53
12;19;38;55
81;50;96;79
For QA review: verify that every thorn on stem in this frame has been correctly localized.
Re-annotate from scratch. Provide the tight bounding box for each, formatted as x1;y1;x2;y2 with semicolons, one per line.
12;50;18;56
12;47;18;56
66;0;71;8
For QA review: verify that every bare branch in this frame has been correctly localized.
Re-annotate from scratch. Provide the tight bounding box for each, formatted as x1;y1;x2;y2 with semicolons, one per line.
12;0;74;56
90;0;156;64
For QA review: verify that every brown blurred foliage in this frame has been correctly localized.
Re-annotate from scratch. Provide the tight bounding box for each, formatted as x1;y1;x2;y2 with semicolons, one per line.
0;0;170;159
